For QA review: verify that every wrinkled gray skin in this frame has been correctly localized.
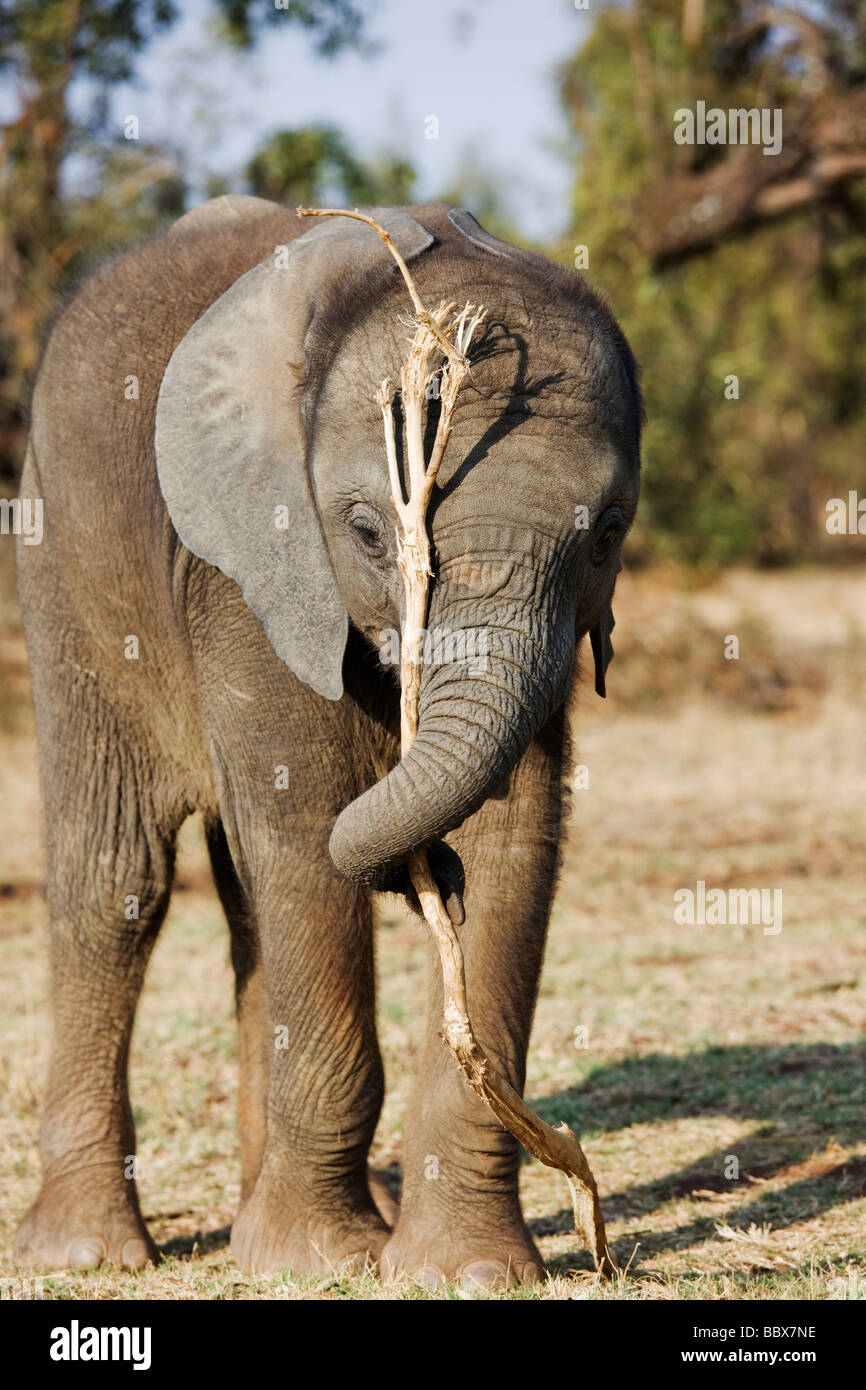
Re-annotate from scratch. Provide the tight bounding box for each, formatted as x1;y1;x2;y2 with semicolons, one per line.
15;198;640;1288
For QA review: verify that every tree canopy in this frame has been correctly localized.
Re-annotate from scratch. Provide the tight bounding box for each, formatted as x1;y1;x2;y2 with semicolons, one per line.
559;0;866;565
0;0;372;470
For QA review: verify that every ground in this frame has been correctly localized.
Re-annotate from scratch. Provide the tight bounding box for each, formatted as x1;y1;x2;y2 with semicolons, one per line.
1;550;864;1300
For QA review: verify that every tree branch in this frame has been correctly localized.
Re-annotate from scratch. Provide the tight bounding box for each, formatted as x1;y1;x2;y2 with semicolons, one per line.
636;89;866;264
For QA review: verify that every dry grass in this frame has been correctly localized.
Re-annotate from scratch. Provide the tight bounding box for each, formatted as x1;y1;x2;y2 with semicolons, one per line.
1;550;864;1299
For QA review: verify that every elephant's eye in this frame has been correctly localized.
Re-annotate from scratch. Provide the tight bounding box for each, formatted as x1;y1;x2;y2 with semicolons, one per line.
348;506;387;563
591;507;626;566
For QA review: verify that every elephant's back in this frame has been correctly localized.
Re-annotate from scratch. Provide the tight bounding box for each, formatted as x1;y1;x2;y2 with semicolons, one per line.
17;199;305;770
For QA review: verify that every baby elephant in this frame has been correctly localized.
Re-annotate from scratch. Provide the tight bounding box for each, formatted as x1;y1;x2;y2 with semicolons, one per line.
15;198;640;1288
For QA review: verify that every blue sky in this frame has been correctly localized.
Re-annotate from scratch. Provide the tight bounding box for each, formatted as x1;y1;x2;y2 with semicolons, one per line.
95;0;587;241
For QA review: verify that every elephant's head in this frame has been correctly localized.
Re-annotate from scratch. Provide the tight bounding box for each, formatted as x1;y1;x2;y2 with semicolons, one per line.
155;199;641;888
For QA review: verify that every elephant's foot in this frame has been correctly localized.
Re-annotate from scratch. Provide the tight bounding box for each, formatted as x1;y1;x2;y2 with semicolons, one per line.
381;1220;544;1291
14;1171;157;1271
230;1183;389;1276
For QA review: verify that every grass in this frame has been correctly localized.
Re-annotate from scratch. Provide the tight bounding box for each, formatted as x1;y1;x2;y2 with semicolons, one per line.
1;554;865;1299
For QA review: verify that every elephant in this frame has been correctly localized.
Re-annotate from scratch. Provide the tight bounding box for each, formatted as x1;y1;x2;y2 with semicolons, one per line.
14;196;641;1289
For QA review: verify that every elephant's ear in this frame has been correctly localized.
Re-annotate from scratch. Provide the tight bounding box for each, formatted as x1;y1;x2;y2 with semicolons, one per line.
155;209;434;701
447;207;523;259
589;607;615;698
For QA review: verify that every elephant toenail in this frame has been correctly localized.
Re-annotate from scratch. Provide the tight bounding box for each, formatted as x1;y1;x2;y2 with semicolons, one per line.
120;1237;150;1268
518;1261;542;1284
416;1264;446;1290
68;1237;106;1268
460;1260;508;1290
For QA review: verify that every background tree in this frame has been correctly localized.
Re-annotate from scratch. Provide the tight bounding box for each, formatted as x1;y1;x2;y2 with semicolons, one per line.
559;0;866;565
0;0;370;476
246;125;416;207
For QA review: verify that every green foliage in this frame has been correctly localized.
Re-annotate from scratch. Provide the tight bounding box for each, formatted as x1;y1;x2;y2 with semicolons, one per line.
246;125;415;207
243;126;523;247
0;0;374;476
0;1;176;85
558;1;866;567
215;0;370;56
65;143;186;268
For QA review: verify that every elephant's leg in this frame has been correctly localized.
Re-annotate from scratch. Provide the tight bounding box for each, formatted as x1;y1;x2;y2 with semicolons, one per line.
208;817;397;1231
383;710;567;1289
226;817;389;1275
15;720;178;1272
206;821;269;1202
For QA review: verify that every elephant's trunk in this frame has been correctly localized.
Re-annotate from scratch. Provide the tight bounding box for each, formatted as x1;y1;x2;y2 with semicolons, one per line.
329;572;575;881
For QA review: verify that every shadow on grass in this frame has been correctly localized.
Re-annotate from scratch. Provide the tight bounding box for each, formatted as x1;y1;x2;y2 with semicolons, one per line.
530;1041;866;1273
159;1224;232;1259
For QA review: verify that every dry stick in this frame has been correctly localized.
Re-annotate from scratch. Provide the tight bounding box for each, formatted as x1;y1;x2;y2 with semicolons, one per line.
301;208;617;1278
297;207;460;365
